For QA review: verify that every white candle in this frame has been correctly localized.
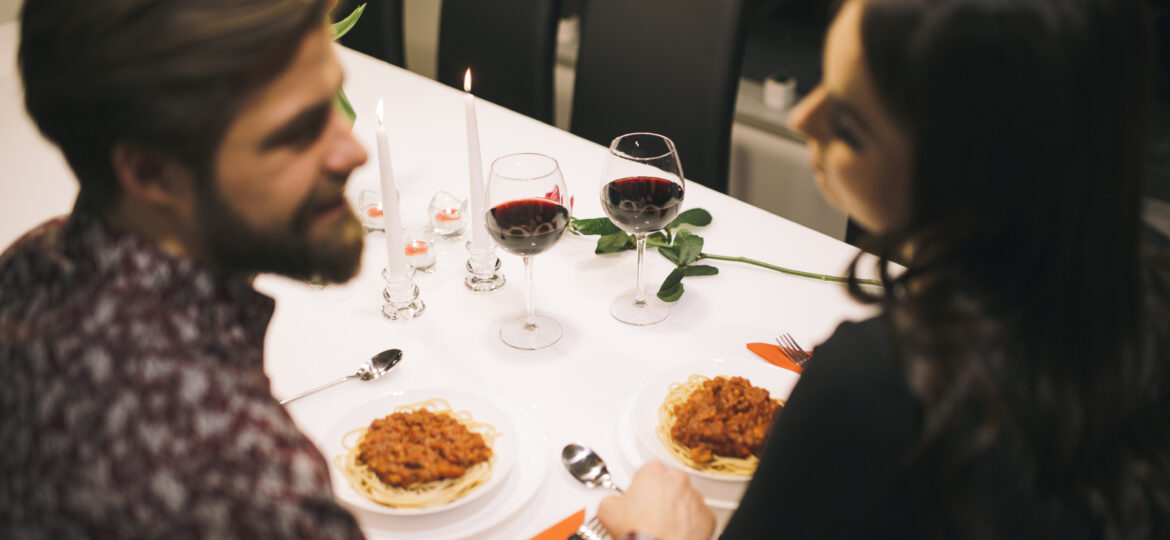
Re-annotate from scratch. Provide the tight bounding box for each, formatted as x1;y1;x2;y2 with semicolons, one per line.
464;69;490;250
375;99;410;280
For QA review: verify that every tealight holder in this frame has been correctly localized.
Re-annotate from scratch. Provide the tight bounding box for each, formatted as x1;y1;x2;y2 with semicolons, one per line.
403;228;437;272
464;240;505;292
359;189;385;232
428;191;469;238
381;266;425;321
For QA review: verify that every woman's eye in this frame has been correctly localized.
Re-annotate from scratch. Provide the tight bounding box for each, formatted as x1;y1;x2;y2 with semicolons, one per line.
829;114;862;149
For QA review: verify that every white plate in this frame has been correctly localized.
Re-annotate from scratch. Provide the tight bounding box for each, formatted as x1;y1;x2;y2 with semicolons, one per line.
327;389;548;540
618;357;800;509
324;388;518;517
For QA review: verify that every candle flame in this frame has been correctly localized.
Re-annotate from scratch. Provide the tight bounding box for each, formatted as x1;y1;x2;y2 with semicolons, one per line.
463;68;472;92
376;98;384;125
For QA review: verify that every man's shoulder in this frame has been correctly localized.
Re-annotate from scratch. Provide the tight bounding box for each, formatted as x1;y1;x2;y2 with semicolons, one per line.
0;215;72;281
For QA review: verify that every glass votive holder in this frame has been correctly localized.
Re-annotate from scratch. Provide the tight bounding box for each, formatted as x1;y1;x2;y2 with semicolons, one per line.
428;191;469;238
358;189;385;232
403;228;437;272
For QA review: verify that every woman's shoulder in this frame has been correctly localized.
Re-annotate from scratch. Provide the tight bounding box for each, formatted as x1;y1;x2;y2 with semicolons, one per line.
805;314;901;388
787;313;919;428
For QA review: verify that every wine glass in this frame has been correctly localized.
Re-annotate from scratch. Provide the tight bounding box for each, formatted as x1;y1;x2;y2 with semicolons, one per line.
600;132;685;325
484;153;571;350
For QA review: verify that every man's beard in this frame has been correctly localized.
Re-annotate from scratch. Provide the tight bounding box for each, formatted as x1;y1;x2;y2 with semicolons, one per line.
194;177;364;284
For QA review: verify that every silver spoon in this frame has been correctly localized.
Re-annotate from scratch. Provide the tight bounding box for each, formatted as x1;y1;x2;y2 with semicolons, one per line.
279;348;403;405
562;442;624;493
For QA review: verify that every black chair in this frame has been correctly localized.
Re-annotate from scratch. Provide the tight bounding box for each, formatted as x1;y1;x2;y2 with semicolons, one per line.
436;0;564;124
570;0;750;193
337;0;405;67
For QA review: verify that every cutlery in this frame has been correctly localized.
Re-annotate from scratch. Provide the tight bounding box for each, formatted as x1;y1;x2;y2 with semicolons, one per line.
562;443;624;493
562;443;623;540
776;333;813;367
279;348;403;405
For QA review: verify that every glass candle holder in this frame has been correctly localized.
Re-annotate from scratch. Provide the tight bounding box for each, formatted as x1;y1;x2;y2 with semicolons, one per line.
359;189;385;232
428;191;469;238
403;228;437;272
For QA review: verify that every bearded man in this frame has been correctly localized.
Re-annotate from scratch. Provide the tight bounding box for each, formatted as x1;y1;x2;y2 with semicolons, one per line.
0;0;371;537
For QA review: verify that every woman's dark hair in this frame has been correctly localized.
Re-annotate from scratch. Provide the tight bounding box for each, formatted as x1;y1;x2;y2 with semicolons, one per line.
19;0;332;212
847;0;1170;537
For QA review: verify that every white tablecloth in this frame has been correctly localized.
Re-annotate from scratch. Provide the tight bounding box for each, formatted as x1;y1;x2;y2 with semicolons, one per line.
0;21;881;538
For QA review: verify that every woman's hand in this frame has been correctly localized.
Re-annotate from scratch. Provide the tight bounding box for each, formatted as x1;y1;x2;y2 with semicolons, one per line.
597;460;715;540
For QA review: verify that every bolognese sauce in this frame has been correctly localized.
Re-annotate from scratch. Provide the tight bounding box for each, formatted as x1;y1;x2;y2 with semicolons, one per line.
357;409;492;488
669;376;781;464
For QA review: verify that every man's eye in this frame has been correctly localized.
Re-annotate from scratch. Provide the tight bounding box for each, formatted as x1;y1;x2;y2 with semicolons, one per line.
289;117;328;148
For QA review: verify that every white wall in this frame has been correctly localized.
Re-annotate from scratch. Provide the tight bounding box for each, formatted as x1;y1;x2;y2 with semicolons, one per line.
0;0;20;22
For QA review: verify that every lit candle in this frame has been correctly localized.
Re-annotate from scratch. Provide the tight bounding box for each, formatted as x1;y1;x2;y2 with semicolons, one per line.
375;98;410;280
464;69;490;250
436;208;461;221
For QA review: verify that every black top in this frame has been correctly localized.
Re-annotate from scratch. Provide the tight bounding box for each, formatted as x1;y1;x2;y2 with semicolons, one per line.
721;315;922;539
720;315;1094;539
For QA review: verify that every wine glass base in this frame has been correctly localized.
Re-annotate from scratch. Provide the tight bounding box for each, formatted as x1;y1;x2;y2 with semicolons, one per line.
610;295;670;326
500;315;562;350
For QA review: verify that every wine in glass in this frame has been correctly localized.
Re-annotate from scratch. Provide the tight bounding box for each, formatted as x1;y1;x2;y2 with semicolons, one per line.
601;132;685;325
484;153;571;350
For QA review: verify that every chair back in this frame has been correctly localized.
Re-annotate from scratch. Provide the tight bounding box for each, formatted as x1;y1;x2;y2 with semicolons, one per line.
339;0;405;67
437;0;564;124
571;0;750;193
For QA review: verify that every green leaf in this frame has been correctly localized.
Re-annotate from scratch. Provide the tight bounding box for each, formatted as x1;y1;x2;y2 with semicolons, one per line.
658;245;682;265
683;264;719;277
657;268;686;302
658;282;685;302
331;3;367;40
669;208;713;229
673;230;704;266
336;88;356;123
570;217;621;236
596;231;633;254
651;230;670;244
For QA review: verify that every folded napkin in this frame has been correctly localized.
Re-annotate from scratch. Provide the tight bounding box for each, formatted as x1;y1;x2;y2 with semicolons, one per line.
530;508;585;540
746;343;804;374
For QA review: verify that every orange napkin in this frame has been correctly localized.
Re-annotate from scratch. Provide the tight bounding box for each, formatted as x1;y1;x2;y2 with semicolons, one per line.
746;343;804;374
529;508;585;540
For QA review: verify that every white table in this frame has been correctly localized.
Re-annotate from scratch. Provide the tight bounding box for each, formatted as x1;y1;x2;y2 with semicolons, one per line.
0;21;880;539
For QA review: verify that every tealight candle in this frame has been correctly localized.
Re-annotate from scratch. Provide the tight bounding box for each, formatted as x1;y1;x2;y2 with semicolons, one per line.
428;190;468;238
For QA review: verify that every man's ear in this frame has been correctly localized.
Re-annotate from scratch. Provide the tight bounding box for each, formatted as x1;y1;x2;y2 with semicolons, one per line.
110;141;196;208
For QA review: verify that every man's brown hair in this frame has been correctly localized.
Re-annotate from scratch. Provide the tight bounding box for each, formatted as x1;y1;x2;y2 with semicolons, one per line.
19;0;332;211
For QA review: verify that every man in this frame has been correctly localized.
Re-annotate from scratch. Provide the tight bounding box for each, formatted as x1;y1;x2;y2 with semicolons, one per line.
1;0;370;537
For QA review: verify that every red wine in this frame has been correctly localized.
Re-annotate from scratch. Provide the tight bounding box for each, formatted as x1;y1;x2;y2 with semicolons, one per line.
486;198;570;255
601;176;684;233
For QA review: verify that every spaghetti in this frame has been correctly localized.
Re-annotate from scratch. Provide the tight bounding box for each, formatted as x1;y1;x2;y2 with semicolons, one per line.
335;398;500;509
656;375;783;477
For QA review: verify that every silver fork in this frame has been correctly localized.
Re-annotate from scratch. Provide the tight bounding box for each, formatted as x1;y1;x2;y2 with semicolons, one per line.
776;333;813;367
571;515;610;540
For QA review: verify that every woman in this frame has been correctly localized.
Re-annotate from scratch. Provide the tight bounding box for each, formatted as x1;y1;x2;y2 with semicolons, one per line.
598;0;1170;538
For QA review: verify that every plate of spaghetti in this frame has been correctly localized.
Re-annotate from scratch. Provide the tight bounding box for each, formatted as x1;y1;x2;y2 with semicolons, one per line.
326;388;517;516
656;374;784;479
618;357;799;508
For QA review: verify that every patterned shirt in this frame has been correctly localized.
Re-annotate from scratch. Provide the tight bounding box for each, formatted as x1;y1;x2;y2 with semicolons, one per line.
0;210;365;539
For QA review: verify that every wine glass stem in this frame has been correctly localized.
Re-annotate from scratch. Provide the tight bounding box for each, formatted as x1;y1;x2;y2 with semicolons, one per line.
524;255;537;329
634;234;648;306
